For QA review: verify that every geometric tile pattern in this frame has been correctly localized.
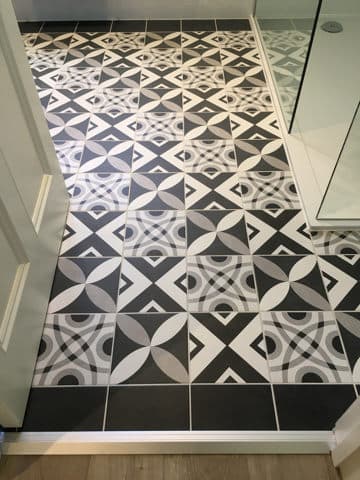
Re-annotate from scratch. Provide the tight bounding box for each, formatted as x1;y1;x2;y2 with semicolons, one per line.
189;312;269;383
60;211;126;257
23;19;358;433
33;314;115;385
187;256;258;312
319;256;360;311
111;313;188;384
254;255;330;311
245;209;313;254
336;312;360;382
263;311;352;383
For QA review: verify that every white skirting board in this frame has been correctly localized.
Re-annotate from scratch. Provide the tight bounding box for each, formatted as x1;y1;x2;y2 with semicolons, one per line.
3;431;335;455
13;0;254;21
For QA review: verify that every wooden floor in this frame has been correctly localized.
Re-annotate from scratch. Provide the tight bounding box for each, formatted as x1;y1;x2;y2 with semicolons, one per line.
0;454;341;480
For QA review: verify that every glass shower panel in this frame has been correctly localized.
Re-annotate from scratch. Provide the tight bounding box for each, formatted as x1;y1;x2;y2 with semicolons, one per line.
318;103;360;220
292;0;360;197
255;0;319;127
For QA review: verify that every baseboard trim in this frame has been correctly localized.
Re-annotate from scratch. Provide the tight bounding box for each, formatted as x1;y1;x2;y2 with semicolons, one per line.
4;431;335;455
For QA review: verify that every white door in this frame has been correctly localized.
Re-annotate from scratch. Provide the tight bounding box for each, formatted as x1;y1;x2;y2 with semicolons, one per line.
0;0;68;427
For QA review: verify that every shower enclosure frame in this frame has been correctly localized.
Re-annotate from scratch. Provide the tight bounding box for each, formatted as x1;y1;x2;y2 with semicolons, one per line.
252;1;360;230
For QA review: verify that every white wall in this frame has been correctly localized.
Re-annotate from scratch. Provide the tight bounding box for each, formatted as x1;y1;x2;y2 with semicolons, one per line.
13;0;255;21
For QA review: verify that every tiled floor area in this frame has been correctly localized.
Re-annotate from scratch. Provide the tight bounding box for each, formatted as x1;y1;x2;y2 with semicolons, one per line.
18;18;360;432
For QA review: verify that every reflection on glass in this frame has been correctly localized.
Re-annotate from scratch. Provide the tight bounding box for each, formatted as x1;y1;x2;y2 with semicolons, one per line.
318;103;360;220
255;1;319;128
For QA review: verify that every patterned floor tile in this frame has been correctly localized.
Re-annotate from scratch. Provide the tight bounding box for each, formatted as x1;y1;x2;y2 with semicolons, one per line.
184;140;236;172
263;311;352;383
103;49;143;68
46;112;90;141
129;173;185;210
189;312;269;383
230;111;281;139
253;255;330;311
216;31;256;48
65;49;105;68
181;31;218;49
70;32;110;50
185;172;242;209
33;314;115;385
139;88;182;112
63;173;77;196
221;48;261;67
110;313;188;383
99;67;141;89
46;89;93;113
31;67;60;90
187;255;258;311
311;231;360;255
145;31;181;49
183;89;228;112
136;113;183;141
79;140;133;173
226;88;273;112
22;33;37;49
53;141;84;173
70;172;130;210
27;49;66;68
141;67;183;89
182;67;225;90
245;209;313;254
55;67;101;90
182;48;221;67
90;89;139;113
87;113;137;140
38;89;52;110
48;257;121;313
239;171;299;209
90;32;145;49
124;210;186;256
60;211;126;256
336;312;360;382
223;66;267;88
184;112;232;139
318;255;360;311
142;49;182;68
235;139;289;171
132;141;184;172
33;32;73;49
118;257;187;312
187;210;249;255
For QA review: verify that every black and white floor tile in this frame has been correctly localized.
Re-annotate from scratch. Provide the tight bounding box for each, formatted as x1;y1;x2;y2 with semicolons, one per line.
263;311;352;383
110;313;188;383
21;18;360;433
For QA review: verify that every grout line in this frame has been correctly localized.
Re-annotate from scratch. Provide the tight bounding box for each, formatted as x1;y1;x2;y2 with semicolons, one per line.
270;384;281;431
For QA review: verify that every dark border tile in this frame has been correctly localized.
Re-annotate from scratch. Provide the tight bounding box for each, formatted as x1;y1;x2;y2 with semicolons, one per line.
147;20;181;31
22;387;107;431
274;385;356;430
216;19;251;31
77;21;112;32
112;20;146;32
42;21;77;32
192;385;277;430
106;386;189;430
18;21;43;33
182;19;216;31
257;19;293;30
